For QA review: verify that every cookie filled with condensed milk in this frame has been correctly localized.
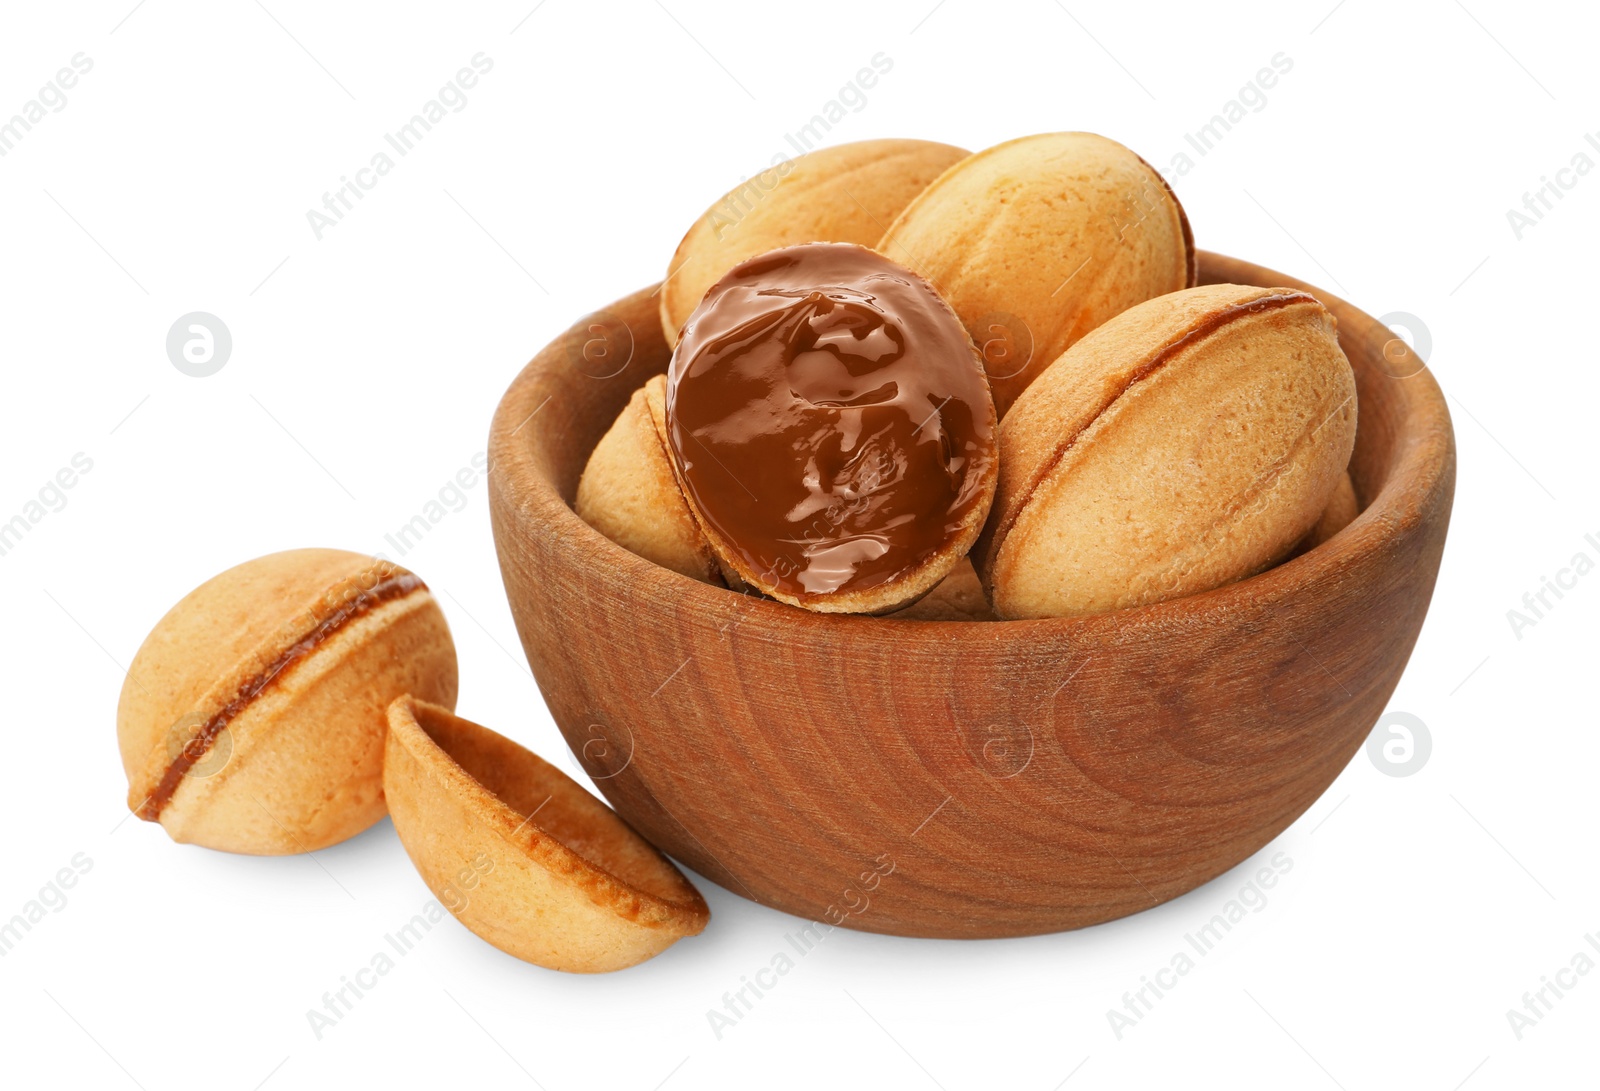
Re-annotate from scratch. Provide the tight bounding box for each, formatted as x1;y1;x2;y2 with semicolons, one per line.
663;242;998;614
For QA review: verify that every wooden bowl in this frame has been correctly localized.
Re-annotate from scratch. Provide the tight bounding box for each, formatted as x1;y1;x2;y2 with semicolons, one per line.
487;252;1454;939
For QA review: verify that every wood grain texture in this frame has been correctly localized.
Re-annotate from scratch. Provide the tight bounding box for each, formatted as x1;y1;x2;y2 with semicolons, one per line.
487;253;1455;939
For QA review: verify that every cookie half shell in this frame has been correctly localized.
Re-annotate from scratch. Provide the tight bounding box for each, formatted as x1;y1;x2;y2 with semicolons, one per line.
384;697;709;973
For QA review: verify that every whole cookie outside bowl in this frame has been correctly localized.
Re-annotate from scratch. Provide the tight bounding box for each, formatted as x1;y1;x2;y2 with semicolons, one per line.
117;549;458;854
487;252;1454;938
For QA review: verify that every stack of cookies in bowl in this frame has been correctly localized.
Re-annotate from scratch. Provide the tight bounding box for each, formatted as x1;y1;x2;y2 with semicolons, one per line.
489;129;1451;938
578;133;1359;623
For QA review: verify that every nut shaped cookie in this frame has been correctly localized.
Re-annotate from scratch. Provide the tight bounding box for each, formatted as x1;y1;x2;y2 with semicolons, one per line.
878;132;1196;416
978;284;1357;619
384;697;709;973
1307;471;1359;548
576;375;722;584
117;549;458;853
660;138;968;346
885;558;997;622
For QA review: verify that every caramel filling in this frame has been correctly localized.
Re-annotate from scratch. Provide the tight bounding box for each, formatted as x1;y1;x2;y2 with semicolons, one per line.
665;243;996;602
138;567;425;820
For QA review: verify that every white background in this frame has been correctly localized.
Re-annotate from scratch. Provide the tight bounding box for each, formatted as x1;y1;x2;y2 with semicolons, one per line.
1;1;1595;1088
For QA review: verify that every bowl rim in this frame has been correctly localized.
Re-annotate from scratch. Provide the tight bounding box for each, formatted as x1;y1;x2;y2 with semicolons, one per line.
489;250;1454;637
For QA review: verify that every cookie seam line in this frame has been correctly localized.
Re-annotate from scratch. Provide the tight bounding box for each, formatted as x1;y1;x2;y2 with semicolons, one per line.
991;291;1320;580
139;568;428;821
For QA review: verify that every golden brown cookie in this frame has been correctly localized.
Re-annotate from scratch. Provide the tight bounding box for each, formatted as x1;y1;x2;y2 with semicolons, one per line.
117;549;458;853
885;557;997;621
977;284;1357;619
660;138;968;346
1303;470;1360;551
576;375;721;584
384;697;709;973
877;131;1196;416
